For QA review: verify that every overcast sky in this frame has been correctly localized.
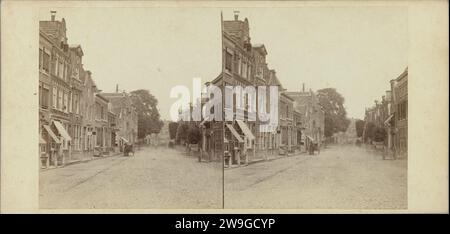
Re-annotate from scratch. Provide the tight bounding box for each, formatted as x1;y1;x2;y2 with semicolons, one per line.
39;6;407;120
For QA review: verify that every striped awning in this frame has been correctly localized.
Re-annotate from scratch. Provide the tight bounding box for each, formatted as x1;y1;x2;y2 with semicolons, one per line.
236;120;255;140
43;125;61;144
226;124;244;143
384;114;394;126
53;121;72;141
200;115;211;126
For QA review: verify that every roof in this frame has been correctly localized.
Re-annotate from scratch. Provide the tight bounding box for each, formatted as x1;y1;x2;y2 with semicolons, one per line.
284;91;317;114
39;18;67;45
280;92;295;102
69;44;84;56
101;92;134;115
96;93;110;103
267;70;283;88
210;73;223;85
252;44;268;55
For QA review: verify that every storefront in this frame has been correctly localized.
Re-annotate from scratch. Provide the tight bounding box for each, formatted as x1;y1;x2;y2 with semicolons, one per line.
225;123;244;166
236;120;256;162
42;124;61;167
53;120;72;164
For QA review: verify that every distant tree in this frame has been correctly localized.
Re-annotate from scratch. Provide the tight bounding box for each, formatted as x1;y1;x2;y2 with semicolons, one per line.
130;89;164;139
364;122;376;143
175;122;189;144
355;120;365;137
317;88;350;137
187;125;201;144
373;126;387;142
168;122;179;140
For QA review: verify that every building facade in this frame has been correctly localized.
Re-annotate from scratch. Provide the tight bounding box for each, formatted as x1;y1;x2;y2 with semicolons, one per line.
81;70;98;156
94;94;110;155
39;12;73;167
285;88;325;153
391;68;408;158
363;67;407;159
101;92;138;151
68;45;84;161
39;11;136;168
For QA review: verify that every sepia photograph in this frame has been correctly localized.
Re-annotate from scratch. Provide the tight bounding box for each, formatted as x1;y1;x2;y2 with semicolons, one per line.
37;6;408;210
1;0;448;215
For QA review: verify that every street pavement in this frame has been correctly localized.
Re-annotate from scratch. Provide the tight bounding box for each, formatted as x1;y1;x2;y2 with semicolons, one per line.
224;145;407;209
40;146;223;209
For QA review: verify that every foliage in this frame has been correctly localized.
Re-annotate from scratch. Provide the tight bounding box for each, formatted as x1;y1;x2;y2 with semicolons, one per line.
317;88;350;137
175;122;189;144
187;125;202;144
168;122;179;140
363;122;376;143
130;89;164;139
373;126;387;142
355;119;365;138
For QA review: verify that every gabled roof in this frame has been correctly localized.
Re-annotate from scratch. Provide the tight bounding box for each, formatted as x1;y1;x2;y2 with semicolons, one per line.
69;44;84;56
252;44;268;55
96;93;109;103
267;70;283;89
101;92;134;115
285;91;317;114
210;73;223;85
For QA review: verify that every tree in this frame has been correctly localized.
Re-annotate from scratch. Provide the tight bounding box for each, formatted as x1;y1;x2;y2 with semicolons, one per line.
364;122;376;143
130;89;163;139
317;88;350;138
175;122;189;144
187;125;201;144
373;126;387;142
355;120;365;138
168;122;179;140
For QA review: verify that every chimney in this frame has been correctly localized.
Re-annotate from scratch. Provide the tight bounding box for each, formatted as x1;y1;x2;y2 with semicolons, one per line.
51;11;57;21
116;84;119;93
234;11;240;21
302;83;305;92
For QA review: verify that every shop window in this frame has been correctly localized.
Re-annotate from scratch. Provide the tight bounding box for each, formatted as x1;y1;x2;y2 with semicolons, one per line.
41;86;49;108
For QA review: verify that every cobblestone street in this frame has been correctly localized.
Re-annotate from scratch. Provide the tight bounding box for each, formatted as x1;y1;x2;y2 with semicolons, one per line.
40;147;222;209
225;145;407;209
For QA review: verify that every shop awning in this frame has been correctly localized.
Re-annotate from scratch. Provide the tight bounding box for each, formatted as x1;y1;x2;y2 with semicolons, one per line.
236;120;255;140
43;125;61;144
200;115;211;126
384;114;394;126
305;135;314;141
53;121;72;141
226;124;244;143
121;137;129;143
40;135;47;144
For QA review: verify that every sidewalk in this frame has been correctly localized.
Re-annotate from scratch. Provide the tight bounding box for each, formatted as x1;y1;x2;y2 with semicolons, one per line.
225;150;307;169
41;150;123;171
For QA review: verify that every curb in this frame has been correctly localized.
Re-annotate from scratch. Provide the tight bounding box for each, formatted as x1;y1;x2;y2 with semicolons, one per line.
40;152;123;172
225;152;307;169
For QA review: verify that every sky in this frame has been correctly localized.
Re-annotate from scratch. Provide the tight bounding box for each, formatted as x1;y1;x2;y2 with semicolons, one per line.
39;6;407;120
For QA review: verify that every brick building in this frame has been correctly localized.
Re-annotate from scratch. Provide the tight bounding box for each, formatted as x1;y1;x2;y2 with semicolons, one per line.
39;12;73;167
81;70;98;156
363;67;407;159
101;91;138;151
390;68;408;158
67;44;84;160
285;87;325;153
38;11;132;168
